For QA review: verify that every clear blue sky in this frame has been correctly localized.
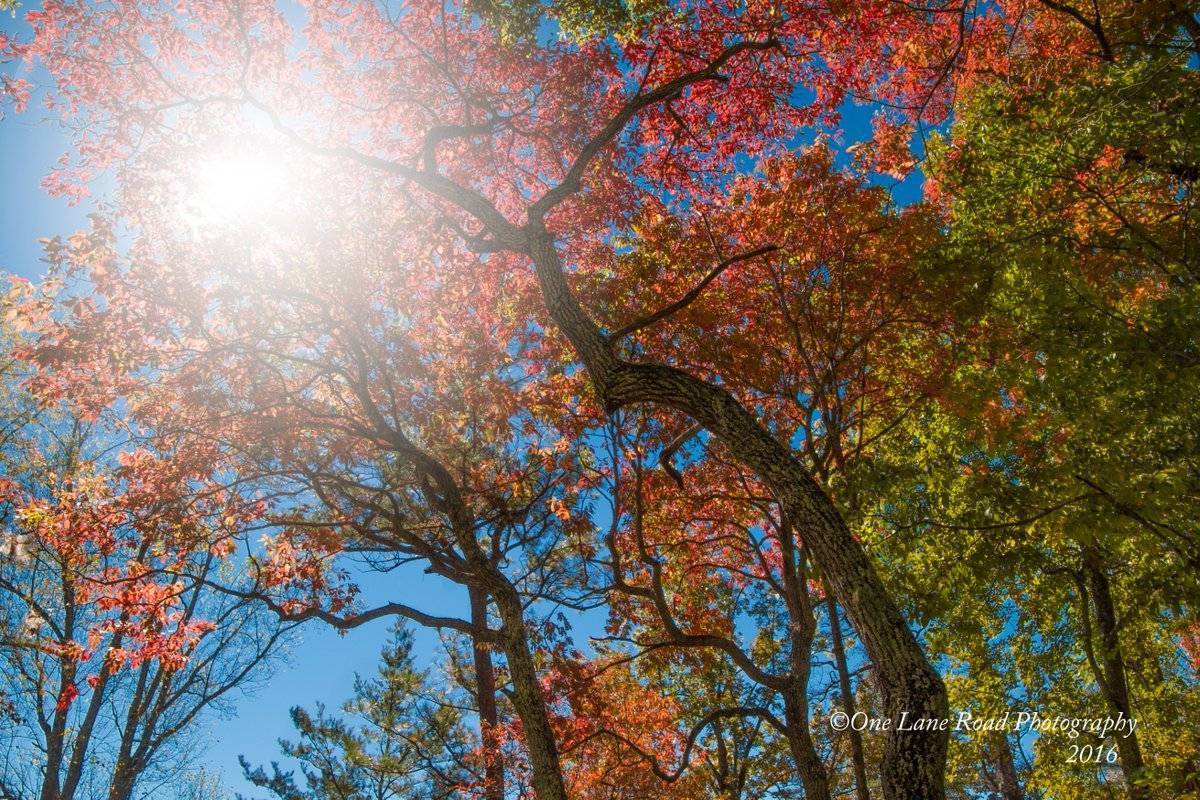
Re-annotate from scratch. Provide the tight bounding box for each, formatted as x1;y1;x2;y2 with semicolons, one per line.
0;64;79;281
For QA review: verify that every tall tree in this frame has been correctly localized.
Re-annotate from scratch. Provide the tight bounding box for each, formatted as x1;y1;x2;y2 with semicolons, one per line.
869;27;1200;799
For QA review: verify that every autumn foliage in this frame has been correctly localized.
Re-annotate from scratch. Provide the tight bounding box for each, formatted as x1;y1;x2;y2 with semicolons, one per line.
2;1;1200;799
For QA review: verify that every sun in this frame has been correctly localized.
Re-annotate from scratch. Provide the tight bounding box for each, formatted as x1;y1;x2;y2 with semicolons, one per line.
183;145;299;230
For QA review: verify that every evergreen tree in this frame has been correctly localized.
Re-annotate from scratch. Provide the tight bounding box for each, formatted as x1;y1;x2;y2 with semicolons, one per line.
240;625;469;800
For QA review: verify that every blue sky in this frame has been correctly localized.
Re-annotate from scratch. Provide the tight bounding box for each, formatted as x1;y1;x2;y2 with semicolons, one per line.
0;81;78;283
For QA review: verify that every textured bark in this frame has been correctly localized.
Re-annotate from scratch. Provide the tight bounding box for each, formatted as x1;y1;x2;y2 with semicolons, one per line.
1080;547;1147;800
469;586;506;800
105;761;137;800
526;227;948;799
782;689;832;800
827;586;872;800
490;581;569;800
778;534;832;800
40;721;65;800
988;731;1023;800
40;730;65;800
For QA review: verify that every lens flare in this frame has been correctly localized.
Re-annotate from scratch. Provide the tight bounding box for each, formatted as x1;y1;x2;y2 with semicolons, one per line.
184;147;297;230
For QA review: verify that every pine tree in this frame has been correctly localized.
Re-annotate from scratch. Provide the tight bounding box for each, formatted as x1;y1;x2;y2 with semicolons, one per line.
240;624;469;800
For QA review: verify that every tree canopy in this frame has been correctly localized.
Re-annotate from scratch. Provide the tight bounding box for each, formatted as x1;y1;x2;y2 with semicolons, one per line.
1;1;1199;799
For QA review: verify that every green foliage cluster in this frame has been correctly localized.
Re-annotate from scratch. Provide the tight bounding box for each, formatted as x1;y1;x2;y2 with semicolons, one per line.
466;0;667;41
862;49;1200;798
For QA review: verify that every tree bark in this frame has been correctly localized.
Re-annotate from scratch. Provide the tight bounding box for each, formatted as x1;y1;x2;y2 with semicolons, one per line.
782;689;832;800
105;760;137;800
40;575;77;800
826;586;872;800
988;731;1023;800
469;586;506;800
62;631;127;800
778;533;832;800
489;580;569;800
1080;547;1147;800
526;226;948;800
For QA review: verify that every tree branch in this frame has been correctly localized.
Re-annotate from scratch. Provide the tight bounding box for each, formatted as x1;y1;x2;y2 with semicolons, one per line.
528;38;781;220
608;246;778;343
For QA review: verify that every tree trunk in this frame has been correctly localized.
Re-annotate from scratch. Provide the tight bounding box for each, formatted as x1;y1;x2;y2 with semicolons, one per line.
40;749;63;800
62;632;127;800
469;586;506;800
777;535;832;800
489;581;569;800
987;731;1023;800
709;720;737;800
41;578;78;800
40;728;65;800
527;227;948;800
1080;547;1147;800
826;586;872;800
377;414;566;800
782;689;833;800
105;759;137;800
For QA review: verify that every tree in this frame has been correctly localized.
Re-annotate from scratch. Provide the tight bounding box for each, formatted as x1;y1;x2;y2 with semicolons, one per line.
867;27;1200;800
1;4;967;792
239;623;469;800
0;285;289;800
579;144;953;799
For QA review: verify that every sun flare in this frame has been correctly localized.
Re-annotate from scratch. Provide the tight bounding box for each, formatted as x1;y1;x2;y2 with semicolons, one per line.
184;147;298;229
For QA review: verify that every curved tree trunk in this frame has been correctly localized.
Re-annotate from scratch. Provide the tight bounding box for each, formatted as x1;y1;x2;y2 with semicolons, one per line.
526;228;948;799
